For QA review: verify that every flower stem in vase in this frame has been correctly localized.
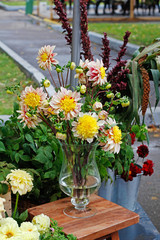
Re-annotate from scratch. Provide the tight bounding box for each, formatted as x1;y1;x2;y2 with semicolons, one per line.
59;143;101;218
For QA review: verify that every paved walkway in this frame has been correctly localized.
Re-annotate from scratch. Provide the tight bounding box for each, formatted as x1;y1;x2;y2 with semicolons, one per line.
0;9;160;234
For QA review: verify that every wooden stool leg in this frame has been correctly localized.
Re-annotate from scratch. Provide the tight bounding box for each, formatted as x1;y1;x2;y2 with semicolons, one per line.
111;231;119;240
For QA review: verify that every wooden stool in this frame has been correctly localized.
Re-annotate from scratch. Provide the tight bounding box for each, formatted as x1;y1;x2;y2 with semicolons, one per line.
28;195;139;240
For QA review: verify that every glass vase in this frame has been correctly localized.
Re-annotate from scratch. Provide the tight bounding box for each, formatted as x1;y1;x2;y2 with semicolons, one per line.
59;142;101;218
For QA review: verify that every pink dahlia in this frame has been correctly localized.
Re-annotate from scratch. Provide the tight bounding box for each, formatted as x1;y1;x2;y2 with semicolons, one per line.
37;45;59;70
86;59;107;87
50;87;82;120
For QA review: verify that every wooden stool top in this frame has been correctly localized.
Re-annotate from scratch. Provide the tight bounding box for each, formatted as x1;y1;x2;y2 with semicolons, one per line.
28;194;139;240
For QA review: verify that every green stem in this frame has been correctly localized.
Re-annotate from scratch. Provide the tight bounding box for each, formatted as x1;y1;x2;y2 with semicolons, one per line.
13;192;19;219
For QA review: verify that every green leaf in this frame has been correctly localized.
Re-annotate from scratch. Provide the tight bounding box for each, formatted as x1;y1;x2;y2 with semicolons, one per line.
34;152;48;164
150;69;160;107
44;170;56;179
0;183;8;194
51;140;58;154
25;134;34;144
19;210;28;222
13;143;19;151
0;141;5;152
20;155;31;161
15;153;20;163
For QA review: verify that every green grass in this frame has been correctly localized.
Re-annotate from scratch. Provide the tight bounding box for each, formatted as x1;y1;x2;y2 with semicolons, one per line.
2;0;37;6
88;23;160;46
0;52;38;115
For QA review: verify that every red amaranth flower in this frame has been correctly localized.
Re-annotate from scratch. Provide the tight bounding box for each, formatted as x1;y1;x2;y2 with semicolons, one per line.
137;144;149;158
130;132;136;145
142;160;154;176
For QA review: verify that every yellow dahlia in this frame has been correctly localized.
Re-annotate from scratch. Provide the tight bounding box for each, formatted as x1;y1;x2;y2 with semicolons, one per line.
37;45;59;70
72;112;104;143
50;87;82;120
86;59;107;87
6;169;33;196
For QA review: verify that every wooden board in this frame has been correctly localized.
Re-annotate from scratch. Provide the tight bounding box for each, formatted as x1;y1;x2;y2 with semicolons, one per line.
28;194;139;240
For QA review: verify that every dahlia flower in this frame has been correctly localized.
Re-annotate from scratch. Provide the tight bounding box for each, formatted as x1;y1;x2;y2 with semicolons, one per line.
17;104;42;128
20;86;47;110
142;160;154;176
37;45;59;70
6;169;33;196
50;87;82;120
74;71;86;84
0;219;21;239
98;110;108;120
137;144;149;158
32;214;50;234
20;222;40;240
93;101;103;111
100;118;122;154
86;59;107;87
72;112;104;143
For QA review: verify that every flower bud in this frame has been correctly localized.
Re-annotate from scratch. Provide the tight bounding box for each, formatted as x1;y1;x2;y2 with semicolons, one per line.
106;93;114;98
80;85;86;94
26;112;32;118
93;102;103;111
115;92;121;98
98;110;108;120
43;79;50;88
56;67;62;73
6;90;13;95
70;62;76;70
42;100;49;108
76;68;83;74
121;101;130;107
17;96;21;101
106;83;111;89
56;132;67;140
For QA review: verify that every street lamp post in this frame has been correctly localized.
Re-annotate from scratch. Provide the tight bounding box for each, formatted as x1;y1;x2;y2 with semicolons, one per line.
70;0;81;88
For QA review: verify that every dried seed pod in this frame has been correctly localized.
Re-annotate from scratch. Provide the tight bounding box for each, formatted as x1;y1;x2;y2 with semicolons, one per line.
138;56;150;116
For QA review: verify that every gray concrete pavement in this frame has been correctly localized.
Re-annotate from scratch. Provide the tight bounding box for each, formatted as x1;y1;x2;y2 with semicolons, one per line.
0;9;160;233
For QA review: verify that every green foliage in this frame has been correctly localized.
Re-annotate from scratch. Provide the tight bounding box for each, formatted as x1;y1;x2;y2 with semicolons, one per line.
40;219;77;240
0;106;64;203
0;161;16;194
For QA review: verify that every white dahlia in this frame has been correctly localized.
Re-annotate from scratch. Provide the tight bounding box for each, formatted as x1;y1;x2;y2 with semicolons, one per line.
100;124;122;154
86;59;107;87
32;214;50;235
6;169;33;196
50;87;82;120
36;45;59;70
0;220;21;239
